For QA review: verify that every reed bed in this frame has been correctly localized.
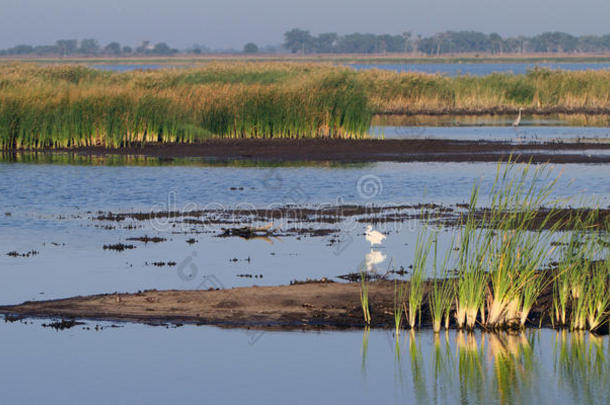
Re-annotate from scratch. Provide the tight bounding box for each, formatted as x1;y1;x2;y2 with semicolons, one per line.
1;62;609;149
373;161;610;333
0;63;371;149
362;68;610;114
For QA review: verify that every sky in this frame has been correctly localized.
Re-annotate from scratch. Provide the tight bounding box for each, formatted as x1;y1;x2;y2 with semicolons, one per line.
0;0;608;49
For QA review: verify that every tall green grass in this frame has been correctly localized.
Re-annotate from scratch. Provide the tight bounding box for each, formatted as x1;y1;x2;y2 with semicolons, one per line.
1;62;609;149
407;228;434;329
408;161;610;332
0;63;371;149
361;67;610;114
428;236;455;333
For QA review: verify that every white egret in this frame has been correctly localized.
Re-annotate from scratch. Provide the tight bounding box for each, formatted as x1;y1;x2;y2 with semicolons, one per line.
365;225;386;246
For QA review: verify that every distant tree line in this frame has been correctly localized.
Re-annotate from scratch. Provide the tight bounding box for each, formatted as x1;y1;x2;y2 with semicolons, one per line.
283;29;610;55
2;31;610;57
0;39;179;56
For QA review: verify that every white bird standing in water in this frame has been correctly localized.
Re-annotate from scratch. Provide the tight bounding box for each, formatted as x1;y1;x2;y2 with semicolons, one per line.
365;225;386;246
512;107;524;127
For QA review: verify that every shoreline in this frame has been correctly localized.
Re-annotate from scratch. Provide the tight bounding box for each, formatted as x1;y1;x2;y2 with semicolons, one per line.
4;53;610;64
1;281;606;334
7;138;610;164
375;107;610;116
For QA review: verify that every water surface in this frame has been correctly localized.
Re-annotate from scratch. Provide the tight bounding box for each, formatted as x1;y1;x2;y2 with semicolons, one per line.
1;158;608;303
1;320;606;405
350;62;610;76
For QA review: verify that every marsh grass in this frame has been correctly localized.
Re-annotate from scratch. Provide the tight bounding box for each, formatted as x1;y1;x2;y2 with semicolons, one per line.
483;162;560;329
455;187;489;330
393;279;407;335
443;160;609;332
0;63;371;149
363;67;610;114
360;264;371;325
428;237;455;333
2;63;609;149
407;228;434;329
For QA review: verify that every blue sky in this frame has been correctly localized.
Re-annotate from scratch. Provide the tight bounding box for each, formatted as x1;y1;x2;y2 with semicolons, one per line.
1;0;607;49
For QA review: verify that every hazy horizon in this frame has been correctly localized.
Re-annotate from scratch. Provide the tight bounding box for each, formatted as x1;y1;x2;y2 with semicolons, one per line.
1;0;609;49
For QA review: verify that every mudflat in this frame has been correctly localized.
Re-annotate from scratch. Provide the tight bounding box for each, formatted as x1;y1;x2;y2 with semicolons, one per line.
41;138;610;164
0;280;564;331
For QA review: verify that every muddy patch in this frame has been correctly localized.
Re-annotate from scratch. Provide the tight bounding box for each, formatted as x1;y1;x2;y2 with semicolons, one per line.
126;236;167;244
45;138;610;164
6;250;39;258
41;319;85;330
103;243;136;252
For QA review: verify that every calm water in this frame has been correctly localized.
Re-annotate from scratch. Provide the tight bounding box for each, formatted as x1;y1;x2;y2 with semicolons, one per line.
90;63;181;72
373;125;610;142
1;124;609;403
0;159;608;303
90;62;610;76
0;320;607;405
349;62;610;76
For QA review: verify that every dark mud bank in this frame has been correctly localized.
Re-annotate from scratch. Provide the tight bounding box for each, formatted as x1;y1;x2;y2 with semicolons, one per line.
24;138;610;164
1;281;605;333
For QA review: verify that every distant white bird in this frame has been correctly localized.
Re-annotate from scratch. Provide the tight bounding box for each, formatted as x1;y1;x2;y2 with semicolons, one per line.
365;249;387;272
512;107;524;127
365;225;386;246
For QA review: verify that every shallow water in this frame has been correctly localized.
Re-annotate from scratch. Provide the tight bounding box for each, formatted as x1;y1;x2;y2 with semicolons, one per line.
90;63;183;72
1;123;609;402
350;62;610;76
373;125;610;143
90;62;610;77
0;157;608;302
0;319;607;405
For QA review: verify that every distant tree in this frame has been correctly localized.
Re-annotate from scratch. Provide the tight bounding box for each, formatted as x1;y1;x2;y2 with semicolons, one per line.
34;45;59;55
243;42;259;54
151;42;176;55
284;28;313;53
122;46;133;54
104;42;122;55
191;44;211;54
530;32;578;53
56;39;78;56
402;31;413;53
503;37;522;53
377;34;405;53
336;33;377;53
136;41;151;54
79;39;100;55
315;33;338;53
489;33;504;54
7;45;34;55
260;44;280;53
602;35;610;49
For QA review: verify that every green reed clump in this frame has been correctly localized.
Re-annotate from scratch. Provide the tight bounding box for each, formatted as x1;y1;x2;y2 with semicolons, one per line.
455;187;490;330
584;259;610;331
393;279;407;335
359;264;371;325
407;227;434;329
483;161;559;330
428;236;455;333
550;208;610;332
